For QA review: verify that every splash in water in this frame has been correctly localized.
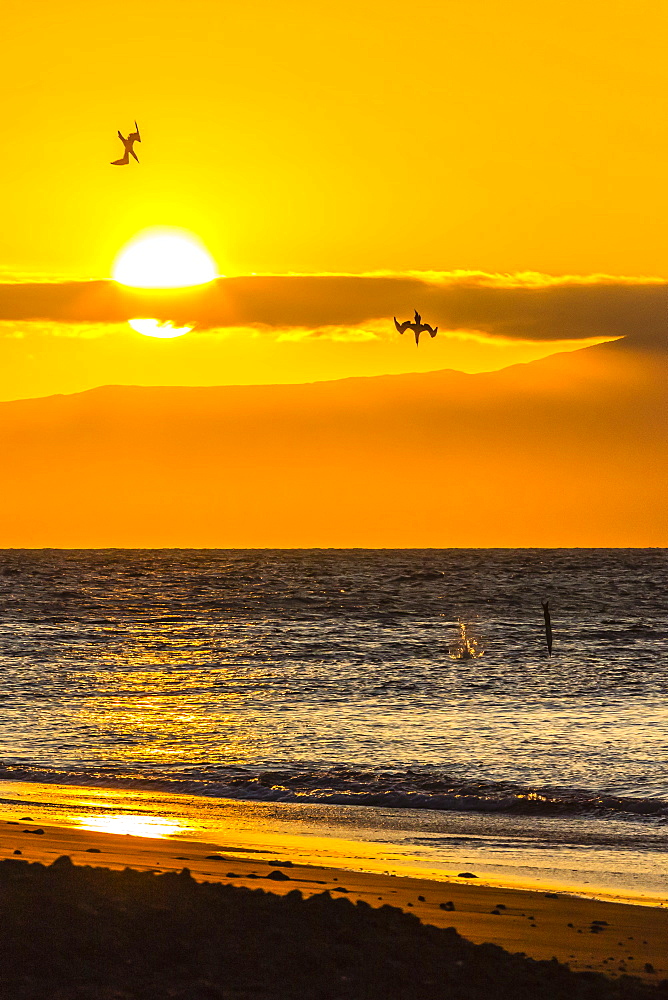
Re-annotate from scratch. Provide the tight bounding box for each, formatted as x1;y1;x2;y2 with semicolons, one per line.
449;619;485;660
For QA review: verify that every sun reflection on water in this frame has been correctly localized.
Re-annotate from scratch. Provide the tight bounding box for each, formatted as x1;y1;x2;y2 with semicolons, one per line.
74;813;189;838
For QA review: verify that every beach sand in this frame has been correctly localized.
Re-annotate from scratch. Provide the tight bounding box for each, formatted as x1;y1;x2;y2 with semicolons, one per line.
2;817;666;993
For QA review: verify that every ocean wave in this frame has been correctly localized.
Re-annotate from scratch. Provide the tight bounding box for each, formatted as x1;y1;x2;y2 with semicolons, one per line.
1;762;666;820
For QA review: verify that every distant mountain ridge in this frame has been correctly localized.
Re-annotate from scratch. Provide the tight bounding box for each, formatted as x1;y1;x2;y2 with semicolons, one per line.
1;341;665;547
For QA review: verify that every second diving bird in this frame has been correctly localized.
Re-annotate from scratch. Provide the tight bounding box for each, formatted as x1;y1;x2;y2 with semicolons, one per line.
111;122;141;165
394;310;438;346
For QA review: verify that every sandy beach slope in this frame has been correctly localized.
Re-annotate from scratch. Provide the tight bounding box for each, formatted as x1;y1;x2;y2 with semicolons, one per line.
2;818;666;992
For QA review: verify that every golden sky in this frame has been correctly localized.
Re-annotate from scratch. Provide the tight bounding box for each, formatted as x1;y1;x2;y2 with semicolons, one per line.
2;0;667;280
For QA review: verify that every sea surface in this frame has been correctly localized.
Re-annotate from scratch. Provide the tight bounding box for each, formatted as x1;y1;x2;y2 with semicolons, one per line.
0;549;666;898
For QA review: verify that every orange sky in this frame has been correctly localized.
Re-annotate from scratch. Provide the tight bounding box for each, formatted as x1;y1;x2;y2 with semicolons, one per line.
1;339;665;548
1;0;666;545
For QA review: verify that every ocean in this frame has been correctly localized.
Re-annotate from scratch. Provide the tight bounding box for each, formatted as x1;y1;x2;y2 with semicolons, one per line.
0;549;666;899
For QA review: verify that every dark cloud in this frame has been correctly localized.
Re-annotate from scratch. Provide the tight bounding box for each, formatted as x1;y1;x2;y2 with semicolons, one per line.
0;273;665;348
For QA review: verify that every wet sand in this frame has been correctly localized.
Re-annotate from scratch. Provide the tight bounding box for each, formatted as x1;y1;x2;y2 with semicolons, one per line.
2;818;666;985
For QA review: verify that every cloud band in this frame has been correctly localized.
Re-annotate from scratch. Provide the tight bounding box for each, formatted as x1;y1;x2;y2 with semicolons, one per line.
0;272;664;347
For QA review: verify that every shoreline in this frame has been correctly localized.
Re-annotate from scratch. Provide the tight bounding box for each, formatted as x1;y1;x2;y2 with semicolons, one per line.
2;816;666;983
1;778;666;906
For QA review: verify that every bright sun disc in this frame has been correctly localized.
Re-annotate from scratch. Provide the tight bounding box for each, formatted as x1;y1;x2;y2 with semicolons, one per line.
113;229;217;288
128;318;192;339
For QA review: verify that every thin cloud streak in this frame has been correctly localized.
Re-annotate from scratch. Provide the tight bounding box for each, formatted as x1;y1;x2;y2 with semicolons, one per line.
275;325;380;343
0;272;664;350
0;319;613;357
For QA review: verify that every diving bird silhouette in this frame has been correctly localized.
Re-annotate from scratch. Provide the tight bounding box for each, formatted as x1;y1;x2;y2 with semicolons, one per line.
393;310;438;346
111;122;141;165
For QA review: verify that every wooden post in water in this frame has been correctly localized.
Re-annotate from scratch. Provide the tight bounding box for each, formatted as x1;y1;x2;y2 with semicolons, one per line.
542;600;553;657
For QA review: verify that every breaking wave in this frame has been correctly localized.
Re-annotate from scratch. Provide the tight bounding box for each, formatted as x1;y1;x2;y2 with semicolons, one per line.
1;762;666;821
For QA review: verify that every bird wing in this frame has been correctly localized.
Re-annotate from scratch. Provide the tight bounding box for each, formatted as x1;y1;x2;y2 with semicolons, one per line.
130;147;139;162
394;317;411;334
111;153;130;165
117;131;125;141
414;322;438;337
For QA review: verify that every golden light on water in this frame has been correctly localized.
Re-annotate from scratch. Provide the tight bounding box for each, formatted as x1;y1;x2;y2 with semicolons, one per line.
79;653;265;770
74;813;188;839
113;229;218;288
128;318;192;339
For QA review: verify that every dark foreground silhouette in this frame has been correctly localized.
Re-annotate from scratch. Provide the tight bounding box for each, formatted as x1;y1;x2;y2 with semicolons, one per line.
0;857;664;1000
111;121;141;165
394;309;438;345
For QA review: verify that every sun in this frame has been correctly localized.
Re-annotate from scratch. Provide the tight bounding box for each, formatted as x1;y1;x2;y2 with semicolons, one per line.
128;318;192;339
112;228;218;288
